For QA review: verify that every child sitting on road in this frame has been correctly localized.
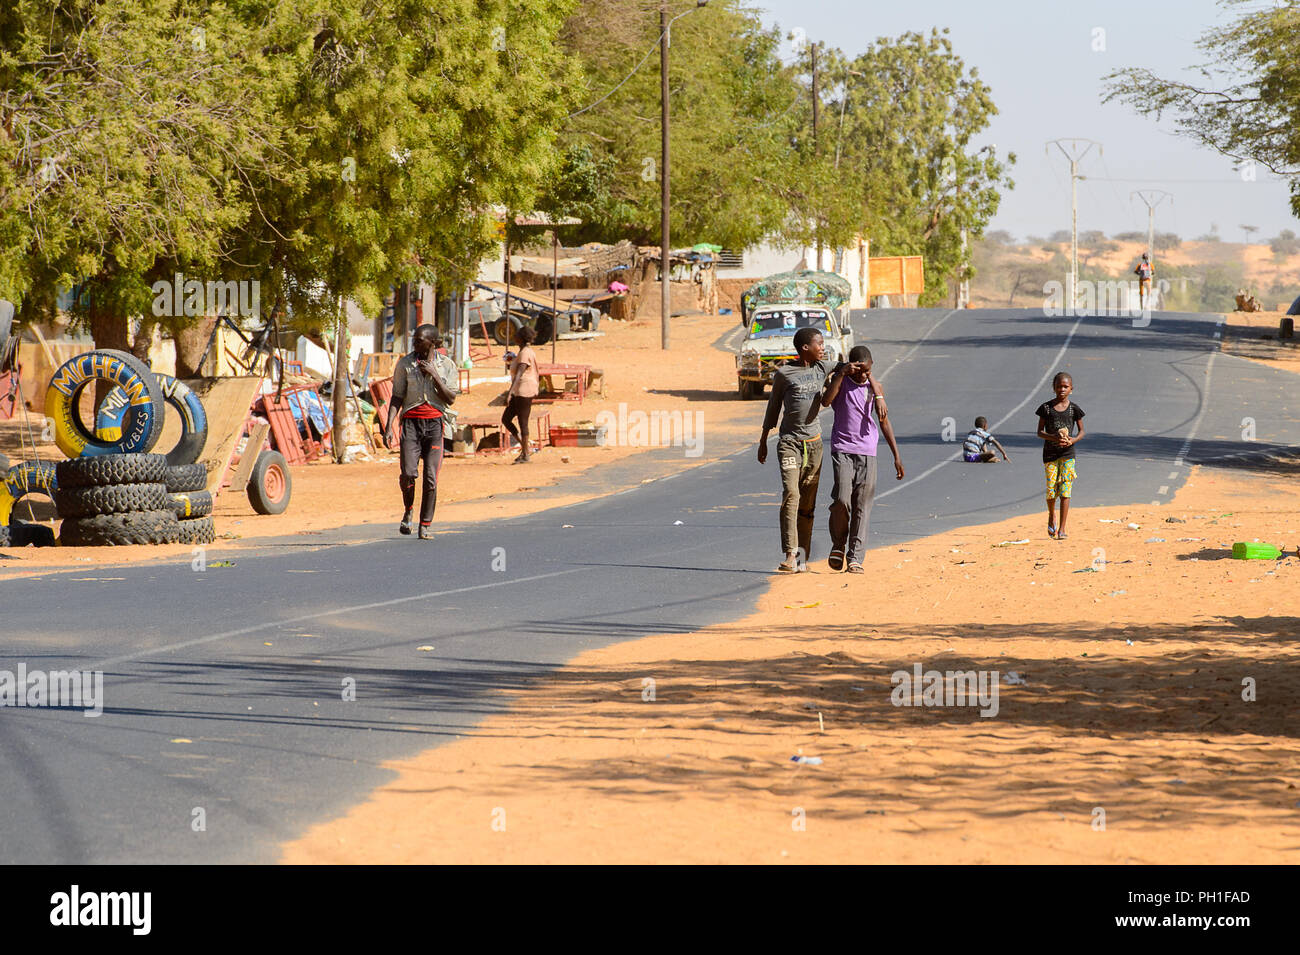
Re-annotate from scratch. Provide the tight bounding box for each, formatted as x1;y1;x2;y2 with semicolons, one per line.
963;416;1009;463
820;345;904;574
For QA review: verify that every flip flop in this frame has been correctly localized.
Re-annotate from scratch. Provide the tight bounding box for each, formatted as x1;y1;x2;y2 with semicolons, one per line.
1056;530;1069;540
1047;523;1056;538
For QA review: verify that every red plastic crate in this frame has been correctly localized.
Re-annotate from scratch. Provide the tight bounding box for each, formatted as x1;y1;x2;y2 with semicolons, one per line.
551;426;578;447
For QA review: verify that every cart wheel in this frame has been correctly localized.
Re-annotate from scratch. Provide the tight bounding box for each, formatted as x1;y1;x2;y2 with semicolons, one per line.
493;315;524;346
532;316;553;346
248;450;291;515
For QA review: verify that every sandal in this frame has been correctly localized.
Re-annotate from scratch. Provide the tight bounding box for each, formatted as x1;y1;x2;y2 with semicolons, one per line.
828;549;845;572
1047;522;1056;538
1056;530;1068;540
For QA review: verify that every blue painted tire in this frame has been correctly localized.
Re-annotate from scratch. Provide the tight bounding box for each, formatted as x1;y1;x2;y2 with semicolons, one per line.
96;373;207;466
0;459;57;528
46;349;163;458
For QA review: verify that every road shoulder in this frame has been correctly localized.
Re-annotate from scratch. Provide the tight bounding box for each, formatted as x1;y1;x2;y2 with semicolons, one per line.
281;461;1300;864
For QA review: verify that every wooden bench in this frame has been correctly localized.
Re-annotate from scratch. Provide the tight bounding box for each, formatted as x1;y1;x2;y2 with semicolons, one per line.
535;363;591;403
460;411;551;455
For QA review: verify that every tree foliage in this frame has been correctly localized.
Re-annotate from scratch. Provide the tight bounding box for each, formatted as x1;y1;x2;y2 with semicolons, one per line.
1;0;577;340
1103;0;1300;215
830;30;1014;304
543;0;800;249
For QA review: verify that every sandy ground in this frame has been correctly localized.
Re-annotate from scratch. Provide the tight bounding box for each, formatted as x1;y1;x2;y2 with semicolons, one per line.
1220;308;1300;375
0;312;755;576
282;461;1300;864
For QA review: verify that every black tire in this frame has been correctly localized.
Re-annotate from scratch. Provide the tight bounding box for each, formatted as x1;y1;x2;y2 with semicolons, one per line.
9;519;56;547
57;453;167;489
168;489;212;519
738;379;759;400
532;315;553;346
164;463;208;493
59;509;181;546
248;450;291;515
176;515;215;545
54;482;168;519
44;348;164;457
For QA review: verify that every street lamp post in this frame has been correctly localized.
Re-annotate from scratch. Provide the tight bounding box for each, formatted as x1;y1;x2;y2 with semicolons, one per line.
660;0;709;350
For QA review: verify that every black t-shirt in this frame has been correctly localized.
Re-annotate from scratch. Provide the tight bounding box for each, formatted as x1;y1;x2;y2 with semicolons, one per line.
1036;400;1085;462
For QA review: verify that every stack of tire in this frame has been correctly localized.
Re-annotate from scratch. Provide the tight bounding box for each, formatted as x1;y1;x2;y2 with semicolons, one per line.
54;454;214;546
43;348;213;547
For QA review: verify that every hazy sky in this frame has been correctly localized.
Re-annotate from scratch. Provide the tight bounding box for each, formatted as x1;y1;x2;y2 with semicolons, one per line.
754;0;1299;243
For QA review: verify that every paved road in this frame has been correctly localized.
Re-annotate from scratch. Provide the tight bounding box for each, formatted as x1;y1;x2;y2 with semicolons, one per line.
2;307;1297;863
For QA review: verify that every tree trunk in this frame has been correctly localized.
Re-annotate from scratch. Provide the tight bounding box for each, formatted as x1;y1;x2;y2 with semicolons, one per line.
331;313;348;463
88;303;132;404
174;315;219;378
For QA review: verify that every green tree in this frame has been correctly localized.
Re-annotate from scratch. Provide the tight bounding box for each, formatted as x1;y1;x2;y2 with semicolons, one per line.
832;29;1014;305
545;0;799;249
0;0;285;357
1104;1;1300;216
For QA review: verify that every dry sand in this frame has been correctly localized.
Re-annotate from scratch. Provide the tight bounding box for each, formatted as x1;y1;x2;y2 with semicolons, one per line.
0;312;754;577
1220;308;1300;376
281;462;1300;864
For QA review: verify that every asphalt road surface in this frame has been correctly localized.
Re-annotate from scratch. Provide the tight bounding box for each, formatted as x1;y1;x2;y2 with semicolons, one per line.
2;307;1297;863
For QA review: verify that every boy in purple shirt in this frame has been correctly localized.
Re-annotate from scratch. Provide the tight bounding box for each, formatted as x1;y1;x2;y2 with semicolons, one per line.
821;345;904;573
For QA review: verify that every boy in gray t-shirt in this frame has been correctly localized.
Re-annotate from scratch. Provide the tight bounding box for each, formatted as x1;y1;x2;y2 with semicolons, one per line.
757;328;886;572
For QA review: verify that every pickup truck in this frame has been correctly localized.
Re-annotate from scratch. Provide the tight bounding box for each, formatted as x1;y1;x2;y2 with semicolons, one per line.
735;304;855;399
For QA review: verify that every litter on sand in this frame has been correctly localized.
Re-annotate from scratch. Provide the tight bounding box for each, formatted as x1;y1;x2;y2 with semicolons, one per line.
785;601;822;609
1098;519;1120;524
1233;542;1282;560
416;645;435;651
994;539;1031;547
1073;567;1099;573
673;520;684;525
1145;537;1167;543
1002;671;1028;685
790;756;823;766
1109;590;1127;596
1127;523;1141;530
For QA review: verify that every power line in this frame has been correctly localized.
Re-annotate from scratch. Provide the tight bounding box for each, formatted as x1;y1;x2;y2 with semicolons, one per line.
567;2;709;120
567;29;668;118
1088;176;1257;184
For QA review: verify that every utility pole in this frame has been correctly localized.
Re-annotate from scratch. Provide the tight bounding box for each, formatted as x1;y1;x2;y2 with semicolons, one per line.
658;1;710;349
1130;189;1172;265
810;41;822;270
1046;139;1101;311
660;1;671;349
957;227;969;308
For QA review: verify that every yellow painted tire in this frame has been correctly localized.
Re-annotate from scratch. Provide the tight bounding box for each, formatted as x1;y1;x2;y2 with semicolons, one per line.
0;459;57;527
45;349;164;458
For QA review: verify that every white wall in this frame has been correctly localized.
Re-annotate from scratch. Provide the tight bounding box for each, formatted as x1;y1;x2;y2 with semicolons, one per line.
296;334;374;378
724;238;871;308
